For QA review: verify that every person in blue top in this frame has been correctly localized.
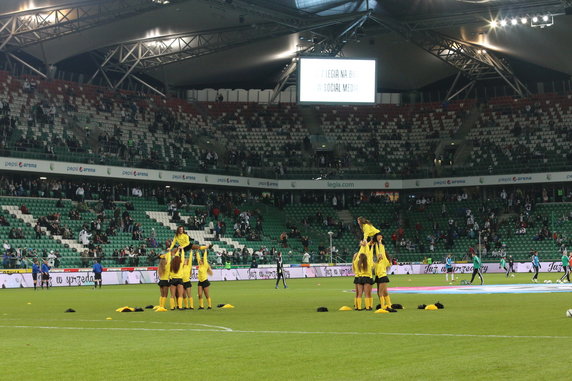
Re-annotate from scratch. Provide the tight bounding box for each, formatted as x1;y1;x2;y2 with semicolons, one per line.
31;259;40;290
445;254;454;283
92;260;103;289
40;259;50;289
531;251;540;283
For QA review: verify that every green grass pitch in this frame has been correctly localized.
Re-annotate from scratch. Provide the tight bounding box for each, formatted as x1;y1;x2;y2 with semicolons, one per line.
1;273;571;380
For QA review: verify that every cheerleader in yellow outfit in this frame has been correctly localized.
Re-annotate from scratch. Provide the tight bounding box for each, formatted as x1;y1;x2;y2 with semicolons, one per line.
353;241;375;311
196;249;213;310
157;247;179;308
157;257;170;308
181;251;194;310
357;217;380;242
169;248;186;310
169;226;211;253
373;233;395;312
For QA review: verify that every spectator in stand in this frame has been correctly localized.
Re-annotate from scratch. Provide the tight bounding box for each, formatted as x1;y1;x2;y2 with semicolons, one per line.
20;204;29;214
75;185;85;202
34;223;42;239
280;232;288;248
131;187;143;197
0;215;9;226
79;228;92;246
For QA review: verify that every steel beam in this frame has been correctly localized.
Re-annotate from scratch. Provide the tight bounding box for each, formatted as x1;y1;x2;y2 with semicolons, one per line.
370;15;531;99
0;0;186;51
88;11;369;91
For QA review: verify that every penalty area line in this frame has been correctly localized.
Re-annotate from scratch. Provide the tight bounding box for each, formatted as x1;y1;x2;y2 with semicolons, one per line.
0;325;570;340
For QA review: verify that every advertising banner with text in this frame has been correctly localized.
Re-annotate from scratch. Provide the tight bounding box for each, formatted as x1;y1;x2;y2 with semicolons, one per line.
2;156;572;190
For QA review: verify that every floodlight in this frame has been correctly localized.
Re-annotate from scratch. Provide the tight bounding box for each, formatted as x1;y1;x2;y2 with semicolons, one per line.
521;18;528;24
489;20;498;28
542;15;549;22
500;19;507;26
532;16;539;22
511;18;518;25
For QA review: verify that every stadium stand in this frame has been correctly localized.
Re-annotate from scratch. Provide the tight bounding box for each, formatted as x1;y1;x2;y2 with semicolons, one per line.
2;169;571;270
5;70;572;179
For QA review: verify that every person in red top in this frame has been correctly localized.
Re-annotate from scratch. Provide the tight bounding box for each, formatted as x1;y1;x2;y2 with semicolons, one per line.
212;207;220;221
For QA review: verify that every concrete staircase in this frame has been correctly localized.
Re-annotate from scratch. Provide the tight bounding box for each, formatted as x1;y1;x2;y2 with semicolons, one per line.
1;205;86;252
299;106;323;135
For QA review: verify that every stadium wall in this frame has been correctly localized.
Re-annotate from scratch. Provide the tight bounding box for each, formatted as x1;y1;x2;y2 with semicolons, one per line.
2;156;572;191
1;262;566;288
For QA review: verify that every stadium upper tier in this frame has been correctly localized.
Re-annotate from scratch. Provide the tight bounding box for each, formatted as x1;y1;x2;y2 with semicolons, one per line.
2;71;571;179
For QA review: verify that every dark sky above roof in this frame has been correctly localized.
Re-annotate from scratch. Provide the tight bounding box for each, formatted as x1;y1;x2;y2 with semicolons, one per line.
3;0;571;91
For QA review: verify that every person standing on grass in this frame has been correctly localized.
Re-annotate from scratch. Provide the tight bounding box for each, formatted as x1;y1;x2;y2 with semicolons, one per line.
531;251;540;283
40;259;50;289
500;256;509;277
507;255;515;275
445;254;454;282
92;260;103;289
196;250;213;309
169;249;185;310
469;252;483;285
181;252;194;310
156;255;171;309
275;252;287;289
352;251;371;311
558;251;570;283
31;258;40;290
373;234;395;312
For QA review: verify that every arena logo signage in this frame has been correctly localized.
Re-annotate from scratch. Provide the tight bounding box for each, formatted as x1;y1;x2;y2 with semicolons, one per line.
66;166;96;173
171;174;196;181
433;179;467;186
121;169;149;177
257;180;279;188
4;161;37;169
217;177;240;184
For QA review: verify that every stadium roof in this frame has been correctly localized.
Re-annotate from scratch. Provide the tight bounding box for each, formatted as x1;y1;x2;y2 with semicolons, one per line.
1;0;571;93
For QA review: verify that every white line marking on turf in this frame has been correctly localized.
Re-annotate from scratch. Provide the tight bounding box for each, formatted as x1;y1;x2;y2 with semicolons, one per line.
0;325;569;340
0;318;234;332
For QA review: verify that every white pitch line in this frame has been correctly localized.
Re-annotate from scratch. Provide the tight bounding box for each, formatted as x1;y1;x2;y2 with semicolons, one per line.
0;318;233;331
0;325;570;340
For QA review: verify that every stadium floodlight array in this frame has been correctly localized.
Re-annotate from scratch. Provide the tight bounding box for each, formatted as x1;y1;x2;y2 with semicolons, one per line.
489;14;554;29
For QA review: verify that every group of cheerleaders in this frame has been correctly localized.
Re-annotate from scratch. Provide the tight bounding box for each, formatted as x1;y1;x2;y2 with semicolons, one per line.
353;217;396;312
157;226;213;310
159;221;393;312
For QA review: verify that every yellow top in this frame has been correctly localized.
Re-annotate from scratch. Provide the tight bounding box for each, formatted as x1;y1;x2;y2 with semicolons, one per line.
373;243;390;277
169;251;185;279
158;251;171;281
362;223;380;241
196;250;210;282
353;247;374;278
182;252;193;282
169;232;190;251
